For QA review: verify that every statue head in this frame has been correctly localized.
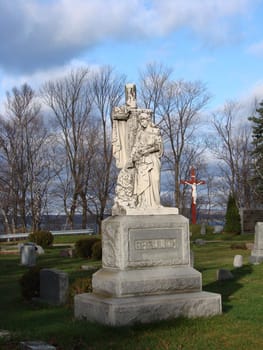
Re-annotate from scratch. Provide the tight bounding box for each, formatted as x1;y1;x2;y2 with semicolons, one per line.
138;110;153;128
139;110;152;121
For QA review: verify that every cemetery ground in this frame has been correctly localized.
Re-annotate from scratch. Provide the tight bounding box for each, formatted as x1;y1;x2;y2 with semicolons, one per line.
1;232;263;349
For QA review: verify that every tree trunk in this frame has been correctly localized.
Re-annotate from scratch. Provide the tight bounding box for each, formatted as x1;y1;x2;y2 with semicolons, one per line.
80;191;87;229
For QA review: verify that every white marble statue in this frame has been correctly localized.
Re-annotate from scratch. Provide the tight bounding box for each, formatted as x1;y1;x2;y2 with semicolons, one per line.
125;83;137;108
130;111;163;208
112;84;164;213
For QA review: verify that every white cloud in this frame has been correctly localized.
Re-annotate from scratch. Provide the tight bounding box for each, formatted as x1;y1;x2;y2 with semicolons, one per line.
147;0;256;42
0;0;259;74
247;40;263;56
241;81;263;108
0;58;102;115
0;59;90;93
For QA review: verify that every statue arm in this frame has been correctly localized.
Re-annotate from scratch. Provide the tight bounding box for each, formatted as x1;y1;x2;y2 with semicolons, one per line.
112;106;130;120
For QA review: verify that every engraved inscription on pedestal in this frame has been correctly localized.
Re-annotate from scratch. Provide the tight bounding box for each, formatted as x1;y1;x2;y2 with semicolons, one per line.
128;228;187;266
134;238;177;250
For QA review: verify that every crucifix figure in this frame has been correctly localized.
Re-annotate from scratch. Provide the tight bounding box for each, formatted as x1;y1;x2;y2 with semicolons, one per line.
180;167;205;224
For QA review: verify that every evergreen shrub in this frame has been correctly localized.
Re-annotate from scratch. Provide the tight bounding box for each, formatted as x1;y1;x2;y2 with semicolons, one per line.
75;238;100;258
28;230;53;248
224;194;241;234
19;266;41;300
91;240;102;260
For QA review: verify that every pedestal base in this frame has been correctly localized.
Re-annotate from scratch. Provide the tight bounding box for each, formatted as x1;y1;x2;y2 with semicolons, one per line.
250;222;263;264
75;291;222;326
249;255;263;264
74;214;222;325
92;266;201;297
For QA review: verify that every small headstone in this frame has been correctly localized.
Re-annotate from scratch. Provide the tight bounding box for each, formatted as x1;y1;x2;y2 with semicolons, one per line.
20;243;37;266
217;269;234;281
195;238;206;246
68;248;74;257
213;225;223;234
200;223;206;235
233;255;243;268
36;245;45;255
20;341;56;350
40;269;68;305
0;329;10;339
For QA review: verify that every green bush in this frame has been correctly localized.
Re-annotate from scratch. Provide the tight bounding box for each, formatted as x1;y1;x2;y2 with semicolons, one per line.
19;266;41;300
224;194;241;234
67;277;92;306
91;240;102;260
28;230;54;248
75;238;100;258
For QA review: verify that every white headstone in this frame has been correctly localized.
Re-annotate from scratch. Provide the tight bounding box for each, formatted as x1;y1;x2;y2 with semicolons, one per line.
233;254;243;267
36;245;45;255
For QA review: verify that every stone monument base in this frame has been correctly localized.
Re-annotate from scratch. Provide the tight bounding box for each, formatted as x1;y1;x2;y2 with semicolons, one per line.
250;222;263;264
249;254;263;264
75;291;221;326
74;214;221;326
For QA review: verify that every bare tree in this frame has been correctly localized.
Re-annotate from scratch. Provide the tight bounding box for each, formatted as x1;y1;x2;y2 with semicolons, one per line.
0;84;52;232
42;68;95;228
139;62;172;123
89;66;126;230
159;80;211;208
210;101;254;208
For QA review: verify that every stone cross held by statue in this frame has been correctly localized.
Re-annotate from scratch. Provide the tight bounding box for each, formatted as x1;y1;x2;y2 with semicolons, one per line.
180;167;205;224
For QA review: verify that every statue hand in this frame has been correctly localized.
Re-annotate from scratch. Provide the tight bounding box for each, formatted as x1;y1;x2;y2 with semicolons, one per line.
125;160;134;169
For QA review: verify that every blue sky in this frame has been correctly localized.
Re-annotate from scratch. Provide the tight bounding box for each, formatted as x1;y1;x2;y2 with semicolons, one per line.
1;0;263;110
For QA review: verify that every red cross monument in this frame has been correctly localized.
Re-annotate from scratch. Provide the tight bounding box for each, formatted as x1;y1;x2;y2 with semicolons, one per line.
180;167;206;224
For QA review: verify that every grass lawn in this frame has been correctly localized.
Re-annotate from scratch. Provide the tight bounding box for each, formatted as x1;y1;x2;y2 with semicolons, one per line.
1;234;263;350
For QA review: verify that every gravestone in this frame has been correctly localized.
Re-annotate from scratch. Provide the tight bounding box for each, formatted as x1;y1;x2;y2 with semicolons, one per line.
36;245;45;255
250;222;263;264
217;269;234;281
213;225;223;233
20;341;56;350
0;330;10;339
233;255;243;268
40;269;68;305
200;223;206;235
20;243;37;266
195;238;206;246
74;84;222;326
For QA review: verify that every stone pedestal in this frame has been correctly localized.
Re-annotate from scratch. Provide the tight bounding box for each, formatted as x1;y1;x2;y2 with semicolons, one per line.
250;222;263;264
74;214;221;326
